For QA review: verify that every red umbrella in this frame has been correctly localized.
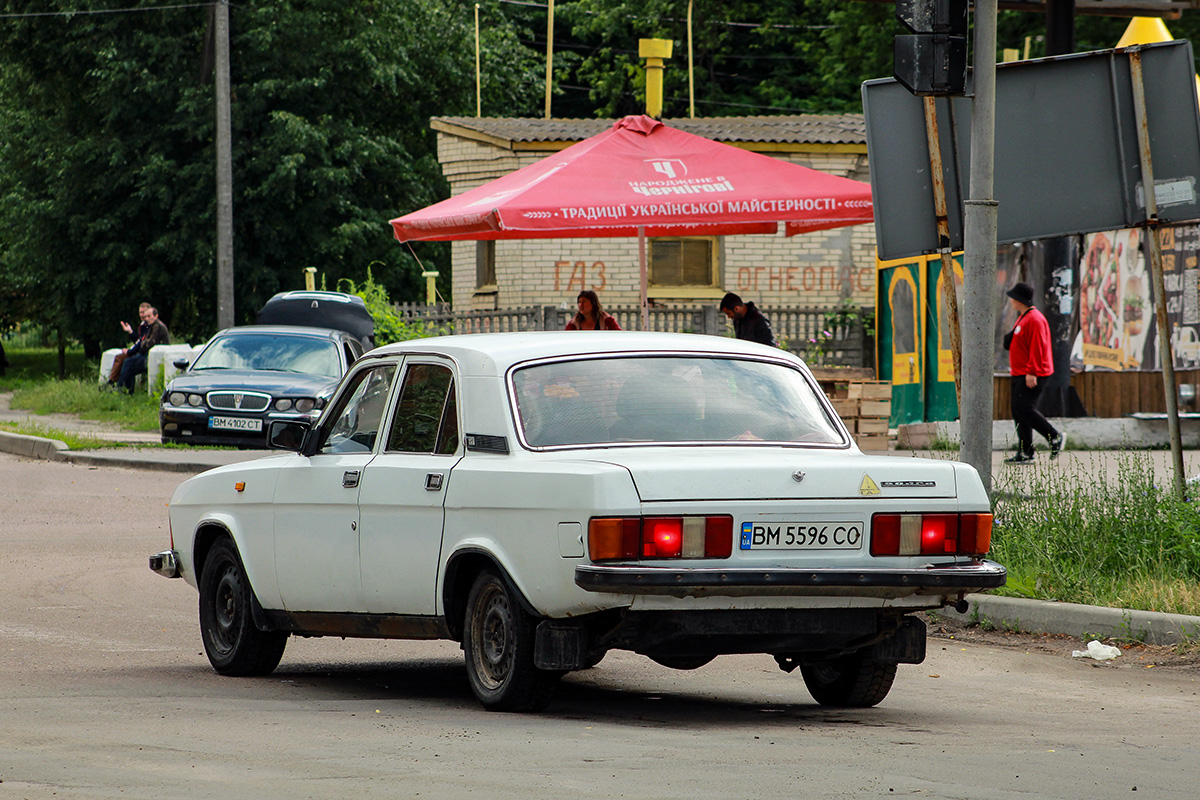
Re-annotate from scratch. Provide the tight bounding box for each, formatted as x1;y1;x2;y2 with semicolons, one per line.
390;115;873;325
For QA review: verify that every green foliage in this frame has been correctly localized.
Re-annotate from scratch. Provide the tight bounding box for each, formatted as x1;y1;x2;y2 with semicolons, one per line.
532;0;903;118
800;300;874;365
0;346;91;389
0;0;541;354
338;266;443;345
992;451;1200;617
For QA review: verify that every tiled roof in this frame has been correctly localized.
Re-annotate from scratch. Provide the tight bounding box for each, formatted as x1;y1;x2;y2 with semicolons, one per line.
431;114;866;146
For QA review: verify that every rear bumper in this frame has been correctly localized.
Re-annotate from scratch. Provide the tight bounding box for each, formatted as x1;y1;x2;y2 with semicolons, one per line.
149;550;180;579
575;559;1006;598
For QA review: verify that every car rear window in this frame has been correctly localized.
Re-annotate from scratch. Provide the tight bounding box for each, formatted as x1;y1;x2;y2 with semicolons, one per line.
512;356;843;447
191;333;342;379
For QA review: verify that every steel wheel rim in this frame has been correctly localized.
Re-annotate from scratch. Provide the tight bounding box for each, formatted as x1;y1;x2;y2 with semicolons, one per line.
471;583;513;691
210;562;241;657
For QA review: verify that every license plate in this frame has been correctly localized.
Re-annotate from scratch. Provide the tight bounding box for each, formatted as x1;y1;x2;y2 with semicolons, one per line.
209;416;262;432
739;521;863;550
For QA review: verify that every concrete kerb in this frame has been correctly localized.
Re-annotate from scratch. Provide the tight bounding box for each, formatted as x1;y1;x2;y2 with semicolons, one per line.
0;429;259;474
0;430;69;461
940;593;1200;647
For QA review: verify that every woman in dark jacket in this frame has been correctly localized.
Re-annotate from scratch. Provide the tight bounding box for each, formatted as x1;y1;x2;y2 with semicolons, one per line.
565;290;621;331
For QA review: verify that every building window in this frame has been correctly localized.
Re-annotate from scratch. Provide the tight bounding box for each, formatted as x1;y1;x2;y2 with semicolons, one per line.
476;241;496;289
649;238;717;287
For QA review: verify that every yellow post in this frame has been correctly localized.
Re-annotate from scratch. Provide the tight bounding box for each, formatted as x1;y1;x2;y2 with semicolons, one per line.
422;271;439;306
638;38;673;119
303;267;316;291
687;1;695;118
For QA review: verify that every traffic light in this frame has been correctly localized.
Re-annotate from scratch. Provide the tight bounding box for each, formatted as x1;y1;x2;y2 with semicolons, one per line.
894;0;968;96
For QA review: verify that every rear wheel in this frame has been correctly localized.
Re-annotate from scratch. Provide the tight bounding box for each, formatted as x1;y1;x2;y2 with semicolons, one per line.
462;570;558;711
799;651;897;707
198;538;287;676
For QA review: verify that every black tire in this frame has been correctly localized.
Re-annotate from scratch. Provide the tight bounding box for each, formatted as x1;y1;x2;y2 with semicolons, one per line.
462;570;558;712
198;538;287;676
799;651;897;707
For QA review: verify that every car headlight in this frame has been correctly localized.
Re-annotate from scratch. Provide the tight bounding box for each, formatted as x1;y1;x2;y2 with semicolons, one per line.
274;398;294;411
294;398;315;413
188;394;204;407
169;392;186;406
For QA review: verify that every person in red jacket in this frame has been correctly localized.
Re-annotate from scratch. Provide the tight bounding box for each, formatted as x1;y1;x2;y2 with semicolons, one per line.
1004;282;1063;464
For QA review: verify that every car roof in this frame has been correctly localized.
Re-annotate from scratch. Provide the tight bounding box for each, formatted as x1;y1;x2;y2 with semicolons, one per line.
210;325;350;341
364;331;802;378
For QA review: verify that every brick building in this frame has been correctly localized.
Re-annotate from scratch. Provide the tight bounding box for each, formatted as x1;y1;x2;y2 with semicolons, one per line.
426;116;877;314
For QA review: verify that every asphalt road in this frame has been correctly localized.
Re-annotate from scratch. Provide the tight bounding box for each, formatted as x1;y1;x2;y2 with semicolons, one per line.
2;453;1198;800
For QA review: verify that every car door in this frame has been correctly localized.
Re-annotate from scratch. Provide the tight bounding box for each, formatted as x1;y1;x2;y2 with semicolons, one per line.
358;358;462;615
272;361;397;613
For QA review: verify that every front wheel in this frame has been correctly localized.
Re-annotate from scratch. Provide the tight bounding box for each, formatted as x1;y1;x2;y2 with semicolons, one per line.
462;570;558;711
799;651;897;707
198;538;287;676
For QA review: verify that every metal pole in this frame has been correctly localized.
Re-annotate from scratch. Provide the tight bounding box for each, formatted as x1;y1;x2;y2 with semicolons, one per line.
638;226;649;331
923;96;963;411
543;0;554;119
1130;50;1186;499
475;4;482;117
215;0;235;330
960;0;999;492
687;0;695;118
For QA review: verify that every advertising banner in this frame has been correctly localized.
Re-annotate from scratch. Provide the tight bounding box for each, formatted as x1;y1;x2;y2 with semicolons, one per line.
1075;223;1200;372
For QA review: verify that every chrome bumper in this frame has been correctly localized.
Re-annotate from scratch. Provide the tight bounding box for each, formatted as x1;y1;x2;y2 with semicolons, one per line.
149;550;180;579
575;559;1007;598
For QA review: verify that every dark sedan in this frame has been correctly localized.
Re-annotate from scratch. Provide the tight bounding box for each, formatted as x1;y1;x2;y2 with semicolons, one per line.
160;326;366;447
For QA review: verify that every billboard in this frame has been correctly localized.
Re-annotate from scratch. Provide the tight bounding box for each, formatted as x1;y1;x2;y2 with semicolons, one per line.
863;41;1200;261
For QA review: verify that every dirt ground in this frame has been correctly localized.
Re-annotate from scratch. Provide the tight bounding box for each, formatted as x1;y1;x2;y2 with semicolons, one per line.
927;612;1200;671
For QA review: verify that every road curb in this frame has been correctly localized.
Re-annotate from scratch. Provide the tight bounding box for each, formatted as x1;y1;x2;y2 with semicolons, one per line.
0;430;226;474
940;593;1200;646
0;429;69;460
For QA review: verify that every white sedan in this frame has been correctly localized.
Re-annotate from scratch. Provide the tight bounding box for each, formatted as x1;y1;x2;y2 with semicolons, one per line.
150;331;1003;711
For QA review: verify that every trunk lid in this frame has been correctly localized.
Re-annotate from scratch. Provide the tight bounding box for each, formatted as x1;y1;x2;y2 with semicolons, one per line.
588;447;958;501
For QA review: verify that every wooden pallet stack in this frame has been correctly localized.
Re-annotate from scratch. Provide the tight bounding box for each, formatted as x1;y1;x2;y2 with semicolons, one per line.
822;380;892;450
807;369;892;451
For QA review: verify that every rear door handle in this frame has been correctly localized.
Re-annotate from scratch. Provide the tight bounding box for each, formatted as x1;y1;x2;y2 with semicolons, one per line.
342;470;360;488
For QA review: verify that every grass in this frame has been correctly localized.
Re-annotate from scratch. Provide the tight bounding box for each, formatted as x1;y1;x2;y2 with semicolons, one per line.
11;378;161;431
0;420;122;450
2;346;161;432
991;450;1200;618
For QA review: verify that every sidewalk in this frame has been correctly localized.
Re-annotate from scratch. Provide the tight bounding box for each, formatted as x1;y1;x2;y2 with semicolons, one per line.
0;391;260;472
2;391;1198;648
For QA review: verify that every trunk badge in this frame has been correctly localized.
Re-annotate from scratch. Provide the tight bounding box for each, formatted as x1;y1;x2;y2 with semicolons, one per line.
792;471;806;483
859;474;882;496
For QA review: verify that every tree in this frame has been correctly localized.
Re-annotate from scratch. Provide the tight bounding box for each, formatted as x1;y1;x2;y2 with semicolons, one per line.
0;0;542;354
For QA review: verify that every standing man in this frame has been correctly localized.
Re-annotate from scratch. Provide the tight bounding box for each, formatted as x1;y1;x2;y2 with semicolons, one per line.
115;306;170;393
1004;282;1063;464
720;292;776;347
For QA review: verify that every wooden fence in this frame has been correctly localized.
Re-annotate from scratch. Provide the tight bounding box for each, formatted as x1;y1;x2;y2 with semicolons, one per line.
391;302;872;368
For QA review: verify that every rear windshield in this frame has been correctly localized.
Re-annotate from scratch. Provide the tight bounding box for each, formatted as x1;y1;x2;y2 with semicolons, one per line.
512;355;843;447
191;333;342;379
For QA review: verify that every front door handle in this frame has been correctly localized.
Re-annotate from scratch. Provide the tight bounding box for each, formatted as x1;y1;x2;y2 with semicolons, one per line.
342;470;360;488
425;473;444;491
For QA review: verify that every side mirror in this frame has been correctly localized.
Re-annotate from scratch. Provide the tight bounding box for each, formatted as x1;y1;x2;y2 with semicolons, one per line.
267;420;311;453
172;358;191;370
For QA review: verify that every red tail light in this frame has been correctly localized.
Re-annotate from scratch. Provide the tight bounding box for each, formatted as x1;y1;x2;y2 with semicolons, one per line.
870;512;993;557
589;515;733;561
